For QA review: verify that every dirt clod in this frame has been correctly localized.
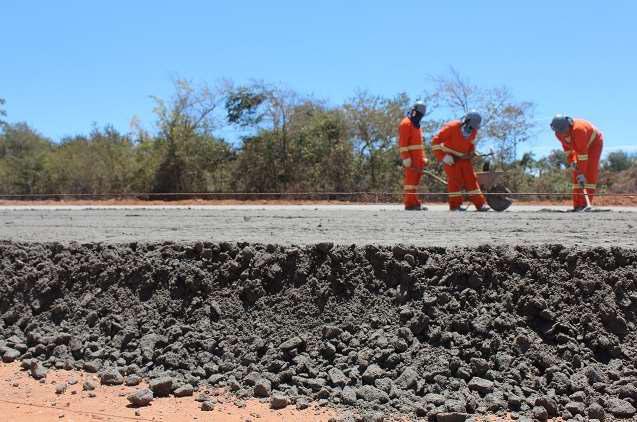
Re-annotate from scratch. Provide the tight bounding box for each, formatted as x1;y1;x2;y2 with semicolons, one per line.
0;241;636;420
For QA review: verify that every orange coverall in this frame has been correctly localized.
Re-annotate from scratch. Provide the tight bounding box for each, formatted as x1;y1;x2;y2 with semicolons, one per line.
431;120;486;210
398;117;427;208
555;118;604;208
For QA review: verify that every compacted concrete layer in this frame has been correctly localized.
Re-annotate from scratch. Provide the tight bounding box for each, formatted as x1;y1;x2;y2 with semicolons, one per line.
0;205;636;247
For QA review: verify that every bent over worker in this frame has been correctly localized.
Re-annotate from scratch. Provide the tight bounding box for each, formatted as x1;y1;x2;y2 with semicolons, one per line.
398;101;428;210
550;115;604;211
431;112;489;211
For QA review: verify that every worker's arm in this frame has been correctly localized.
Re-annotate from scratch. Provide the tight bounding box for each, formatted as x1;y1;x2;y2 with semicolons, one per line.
556;134;576;165
571;127;590;174
398;122;411;160
431;125;451;161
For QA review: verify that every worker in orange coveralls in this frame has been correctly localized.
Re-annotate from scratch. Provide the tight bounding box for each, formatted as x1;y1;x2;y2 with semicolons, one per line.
550;115;604;211
431;112;490;211
398;101;428;210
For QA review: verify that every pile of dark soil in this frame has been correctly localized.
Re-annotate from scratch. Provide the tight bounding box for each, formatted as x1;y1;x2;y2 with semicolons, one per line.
0;241;636;421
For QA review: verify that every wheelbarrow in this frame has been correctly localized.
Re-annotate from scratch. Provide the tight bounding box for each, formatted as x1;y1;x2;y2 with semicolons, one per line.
422;161;513;212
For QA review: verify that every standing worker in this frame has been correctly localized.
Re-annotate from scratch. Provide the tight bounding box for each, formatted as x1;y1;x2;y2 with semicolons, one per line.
550;115;604;211
398;101;428;210
431;112;490;211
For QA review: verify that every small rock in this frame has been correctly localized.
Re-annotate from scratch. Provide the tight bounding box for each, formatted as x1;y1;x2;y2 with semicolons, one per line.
149;377;173;398
362;364;384;384
200;401;214;411
100;368;124;386
195;393;210;402
254;378;271;398
173;384;194;397
566;401;586;415
467;377;494;394
606;398;636;418
2;348;20;363
328;367;349;387
394;367;418;390
296;398;310;410
30;361;47;380
82;381;96;391
279;336;304;352
83;360;102;373
587;403;605;421
127;389;154;407
55;383;67;395
270;394;289;410
355;385;390;403
436;413;469;422
535;396;559;417
532;405;548;422
125;374;142;386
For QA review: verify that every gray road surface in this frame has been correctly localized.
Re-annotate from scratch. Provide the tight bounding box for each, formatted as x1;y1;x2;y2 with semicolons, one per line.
0;205;636;248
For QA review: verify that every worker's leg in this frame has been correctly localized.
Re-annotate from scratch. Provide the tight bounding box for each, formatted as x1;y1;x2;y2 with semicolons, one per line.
443;164;463;210
585;140;603;204
572;170;585;209
460;160;486;209
403;168;422;209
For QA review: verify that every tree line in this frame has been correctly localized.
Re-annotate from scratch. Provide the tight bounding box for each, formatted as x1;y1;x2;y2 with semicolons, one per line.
1;72;635;200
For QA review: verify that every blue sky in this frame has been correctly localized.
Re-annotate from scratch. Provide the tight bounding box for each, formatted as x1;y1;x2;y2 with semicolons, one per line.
2;0;636;157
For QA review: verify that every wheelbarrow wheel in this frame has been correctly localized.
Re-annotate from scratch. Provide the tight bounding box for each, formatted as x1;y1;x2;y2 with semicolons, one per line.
484;184;513;212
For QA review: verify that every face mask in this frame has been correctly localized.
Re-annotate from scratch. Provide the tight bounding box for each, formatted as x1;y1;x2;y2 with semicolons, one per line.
409;111;424;128
462;124;473;138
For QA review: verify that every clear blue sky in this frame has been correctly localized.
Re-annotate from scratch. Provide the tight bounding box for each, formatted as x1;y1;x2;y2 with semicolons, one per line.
2;0;636;157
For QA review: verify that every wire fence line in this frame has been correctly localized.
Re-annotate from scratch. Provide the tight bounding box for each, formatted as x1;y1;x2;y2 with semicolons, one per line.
0;191;636;199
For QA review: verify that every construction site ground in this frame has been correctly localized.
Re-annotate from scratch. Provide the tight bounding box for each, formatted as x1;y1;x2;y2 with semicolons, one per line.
1;203;636;422
0;204;636;248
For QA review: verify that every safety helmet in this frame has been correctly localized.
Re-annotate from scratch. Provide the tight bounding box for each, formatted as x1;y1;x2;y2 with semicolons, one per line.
462;111;482;131
413;101;427;116
550;115;573;134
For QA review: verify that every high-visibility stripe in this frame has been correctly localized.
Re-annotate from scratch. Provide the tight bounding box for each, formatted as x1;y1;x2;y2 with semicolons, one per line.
404;185;418;190
587;129;600;149
572;184;582;189
577;154;589;161
431;145;443;151
400;145;424;153
467;189;482;195
448;192;463;197
585;184;597;189
438;144;464;157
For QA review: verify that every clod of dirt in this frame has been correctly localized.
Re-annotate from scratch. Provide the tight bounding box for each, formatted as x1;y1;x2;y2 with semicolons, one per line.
55;383;67;395
127;388;154;407
173;384;194;397
149;377;173;398
0;241;636;420
82;381;95;391
200;400;215;411
270;394;289;409
100;368;124;386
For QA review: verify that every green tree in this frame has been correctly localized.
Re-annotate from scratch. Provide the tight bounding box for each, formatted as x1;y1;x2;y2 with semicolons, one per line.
0;123;51;194
343;90;409;191
151;79;232;193
604;150;635;172
224;81;301;191
42;126;138;194
429;68;536;163
0;97;6;128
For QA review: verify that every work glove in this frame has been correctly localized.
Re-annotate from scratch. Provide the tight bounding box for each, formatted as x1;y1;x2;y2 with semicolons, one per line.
577;174;586;187
402;158;412;168
442;154;455;166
